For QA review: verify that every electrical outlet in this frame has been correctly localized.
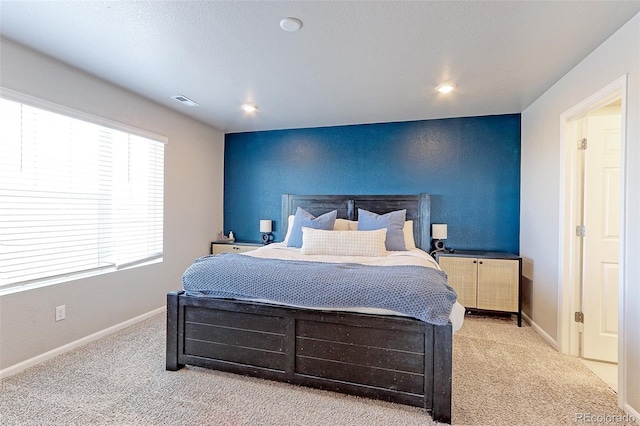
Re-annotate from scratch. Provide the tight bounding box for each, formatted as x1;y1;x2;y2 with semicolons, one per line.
55;305;65;322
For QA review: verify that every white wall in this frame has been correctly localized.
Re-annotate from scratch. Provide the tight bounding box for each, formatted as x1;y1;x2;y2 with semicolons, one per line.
521;14;640;415
0;39;225;370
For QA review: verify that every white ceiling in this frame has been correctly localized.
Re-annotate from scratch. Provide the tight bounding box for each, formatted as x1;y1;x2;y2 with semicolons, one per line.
1;1;639;133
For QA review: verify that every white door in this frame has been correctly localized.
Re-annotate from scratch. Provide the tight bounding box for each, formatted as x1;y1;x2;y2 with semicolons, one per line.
581;108;621;363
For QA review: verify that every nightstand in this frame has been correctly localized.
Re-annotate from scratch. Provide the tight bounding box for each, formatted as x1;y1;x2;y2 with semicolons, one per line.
210;241;262;255
436;250;522;326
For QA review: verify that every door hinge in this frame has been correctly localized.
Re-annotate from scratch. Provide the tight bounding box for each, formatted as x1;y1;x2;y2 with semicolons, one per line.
575;311;584;323
576;225;586;237
578;138;588;150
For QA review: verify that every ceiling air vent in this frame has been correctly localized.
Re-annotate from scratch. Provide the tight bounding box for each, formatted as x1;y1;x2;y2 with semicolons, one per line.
172;95;200;107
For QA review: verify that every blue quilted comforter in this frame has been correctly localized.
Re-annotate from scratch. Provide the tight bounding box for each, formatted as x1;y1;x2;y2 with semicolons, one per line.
182;253;457;326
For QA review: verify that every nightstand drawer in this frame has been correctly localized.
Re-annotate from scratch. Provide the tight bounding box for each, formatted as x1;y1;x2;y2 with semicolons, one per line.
210;242;262;255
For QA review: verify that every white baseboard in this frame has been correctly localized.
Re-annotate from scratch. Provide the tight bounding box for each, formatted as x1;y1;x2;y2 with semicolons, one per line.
522;312;558;350
624;403;640;425
523;315;638;424
0;306;165;380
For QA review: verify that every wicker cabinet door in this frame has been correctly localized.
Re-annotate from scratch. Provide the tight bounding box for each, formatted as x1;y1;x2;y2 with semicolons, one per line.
439;256;477;308
476;259;519;311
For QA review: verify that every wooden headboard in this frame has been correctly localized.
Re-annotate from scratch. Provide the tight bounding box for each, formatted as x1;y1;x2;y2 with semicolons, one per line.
281;194;431;251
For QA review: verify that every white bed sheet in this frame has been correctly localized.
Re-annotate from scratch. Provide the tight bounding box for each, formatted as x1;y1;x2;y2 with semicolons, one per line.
242;243;465;332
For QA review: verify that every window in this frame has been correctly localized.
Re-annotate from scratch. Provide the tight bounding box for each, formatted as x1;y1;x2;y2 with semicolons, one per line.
0;91;165;290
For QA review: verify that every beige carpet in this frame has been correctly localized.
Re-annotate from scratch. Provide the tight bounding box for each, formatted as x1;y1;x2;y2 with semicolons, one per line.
0;313;632;425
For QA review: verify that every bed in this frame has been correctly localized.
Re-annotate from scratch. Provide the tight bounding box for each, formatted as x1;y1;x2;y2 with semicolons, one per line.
167;194;460;423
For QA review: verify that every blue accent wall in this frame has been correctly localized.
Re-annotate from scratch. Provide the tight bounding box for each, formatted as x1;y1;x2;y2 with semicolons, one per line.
224;114;521;253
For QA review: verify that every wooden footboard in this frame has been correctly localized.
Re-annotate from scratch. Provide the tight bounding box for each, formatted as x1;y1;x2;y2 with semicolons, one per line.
166;290;452;424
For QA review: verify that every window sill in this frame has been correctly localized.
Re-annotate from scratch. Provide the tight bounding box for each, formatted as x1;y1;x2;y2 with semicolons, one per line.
0;257;163;296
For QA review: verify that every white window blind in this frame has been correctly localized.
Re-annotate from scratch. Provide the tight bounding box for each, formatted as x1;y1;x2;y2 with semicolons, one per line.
0;95;164;290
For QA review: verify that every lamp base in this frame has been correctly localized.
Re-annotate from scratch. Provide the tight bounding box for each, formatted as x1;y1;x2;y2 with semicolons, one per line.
432;239;445;251
261;233;273;245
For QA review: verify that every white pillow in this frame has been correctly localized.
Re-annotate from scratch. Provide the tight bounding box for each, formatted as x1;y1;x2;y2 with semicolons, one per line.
301;227;387;257
404;220;417;249
334;218;358;231
283;214;295;244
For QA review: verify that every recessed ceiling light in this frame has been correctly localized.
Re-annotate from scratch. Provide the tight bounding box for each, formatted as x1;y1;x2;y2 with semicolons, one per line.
241;103;258;113
280;17;302;32
172;95;200;107
436;83;456;94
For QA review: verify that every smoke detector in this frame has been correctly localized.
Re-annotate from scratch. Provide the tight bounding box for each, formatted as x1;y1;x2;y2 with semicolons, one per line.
280;17;302;32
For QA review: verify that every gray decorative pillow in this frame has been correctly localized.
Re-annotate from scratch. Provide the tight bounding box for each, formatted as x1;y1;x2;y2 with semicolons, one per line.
357;208;407;251
286;207;337;248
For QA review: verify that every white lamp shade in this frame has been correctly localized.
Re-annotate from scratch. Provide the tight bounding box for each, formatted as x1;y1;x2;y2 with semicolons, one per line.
432;224;447;240
260;220;272;233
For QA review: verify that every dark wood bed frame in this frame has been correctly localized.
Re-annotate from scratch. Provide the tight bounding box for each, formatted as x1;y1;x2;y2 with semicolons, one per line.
166;194;453;424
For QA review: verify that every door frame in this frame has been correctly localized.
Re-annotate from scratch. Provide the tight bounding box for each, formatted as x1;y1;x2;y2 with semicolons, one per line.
558;75;627;407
